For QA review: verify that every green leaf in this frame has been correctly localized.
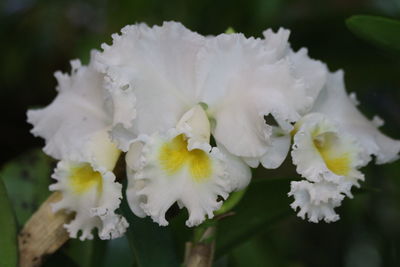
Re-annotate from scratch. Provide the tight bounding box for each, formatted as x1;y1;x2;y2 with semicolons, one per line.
61;238;107;267
229;239;277;267
0;178;18;267
346;15;400;55
121;198;180;267
215;178;292;257
0;149;54;225
102;236;135;267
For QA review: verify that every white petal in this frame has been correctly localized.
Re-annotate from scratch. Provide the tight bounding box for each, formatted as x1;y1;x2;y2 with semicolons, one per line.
50;161;128;240
287;47;328;108
262;28;290;61
27;51;119;168
125;130;234;227
262;28;328;114
216;143;252;192
289;180;343;223
312;71;400;164
95;22;205;148
103;78;136;130
291;113;363;183
243;127;291;169
176;104;211;151
196;33;307;159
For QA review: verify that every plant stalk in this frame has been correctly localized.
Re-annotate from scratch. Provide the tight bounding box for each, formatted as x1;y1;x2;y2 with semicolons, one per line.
184;225;216;267
18;192;72;267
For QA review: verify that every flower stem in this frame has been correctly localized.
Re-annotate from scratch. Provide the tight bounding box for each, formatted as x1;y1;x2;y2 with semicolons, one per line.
184;225;216;267
214;188;247;216
18;192;72;267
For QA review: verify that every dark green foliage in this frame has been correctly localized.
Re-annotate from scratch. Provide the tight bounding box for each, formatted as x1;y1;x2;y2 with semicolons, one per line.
216;178;291;257
0;149;53;226
121;197;180;267
0;178;18;267
347;15;400;56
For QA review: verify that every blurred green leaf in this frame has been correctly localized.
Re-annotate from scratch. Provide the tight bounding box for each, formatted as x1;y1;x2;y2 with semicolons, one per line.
229;238;277;267
102;236;134;267
216;178;292;257
0;149;53;226
346;15;400;55
62;238;107;267
0;178;18;267
121;198;180;267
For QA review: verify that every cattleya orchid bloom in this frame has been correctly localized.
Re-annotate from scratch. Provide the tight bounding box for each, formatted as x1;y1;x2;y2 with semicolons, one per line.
289;71;400;222
26;20;400;241
27;53;128;240
94;21;327;226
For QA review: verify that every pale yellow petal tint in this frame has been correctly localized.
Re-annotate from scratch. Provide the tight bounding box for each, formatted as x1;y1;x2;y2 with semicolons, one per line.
313;132;351;176
159;134;212;182
70;164;103;194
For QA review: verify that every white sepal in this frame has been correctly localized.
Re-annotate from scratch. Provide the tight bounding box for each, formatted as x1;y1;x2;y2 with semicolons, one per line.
242;127;291;169
312;71;400;164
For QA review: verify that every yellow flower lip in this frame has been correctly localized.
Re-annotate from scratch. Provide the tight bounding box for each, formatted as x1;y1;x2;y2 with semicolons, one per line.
69;164;103;194
313;132;351;176
158;134;212;182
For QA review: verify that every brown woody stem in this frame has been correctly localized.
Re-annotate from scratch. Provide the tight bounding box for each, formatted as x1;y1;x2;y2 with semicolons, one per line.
18;192;73;267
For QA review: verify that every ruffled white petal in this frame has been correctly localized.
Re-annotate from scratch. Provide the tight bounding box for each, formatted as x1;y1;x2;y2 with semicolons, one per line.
292;113;364;183
27;51;118;168
286;47;328;108
290;113;365;222
95;22;205;149
262;28;328;113
288;180;343;223
50;161;128;240
125;130;230;227
262;28;290;61
103;79;136;130
312;71;400;164
196;33;307;160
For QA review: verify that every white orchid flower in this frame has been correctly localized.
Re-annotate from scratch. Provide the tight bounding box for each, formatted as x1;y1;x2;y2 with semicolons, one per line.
27;52;128;240
124;105;252;226
289;71;400;222
289;113;365;222
94;21;320;226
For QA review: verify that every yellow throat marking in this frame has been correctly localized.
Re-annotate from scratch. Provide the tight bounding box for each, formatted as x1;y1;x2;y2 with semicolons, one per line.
70;164;103;194
159;135;212;182
313;132;351;176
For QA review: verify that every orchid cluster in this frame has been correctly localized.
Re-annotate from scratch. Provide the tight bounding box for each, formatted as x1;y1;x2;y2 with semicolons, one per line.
27;22;400;240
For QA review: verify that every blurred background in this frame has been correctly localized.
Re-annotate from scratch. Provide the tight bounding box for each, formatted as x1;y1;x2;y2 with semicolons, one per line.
1;0;400;266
